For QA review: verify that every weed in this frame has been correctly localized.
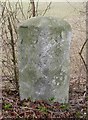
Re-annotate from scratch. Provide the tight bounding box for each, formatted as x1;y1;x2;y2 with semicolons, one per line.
4;103;12;110
38;105;48;114
48;97;55;103
60;103;70;110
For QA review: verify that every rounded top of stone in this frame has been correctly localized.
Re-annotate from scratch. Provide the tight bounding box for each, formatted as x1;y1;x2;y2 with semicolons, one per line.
19;16;71;31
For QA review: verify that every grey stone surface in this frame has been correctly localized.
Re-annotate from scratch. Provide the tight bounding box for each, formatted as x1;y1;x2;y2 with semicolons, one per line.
18;16;71;103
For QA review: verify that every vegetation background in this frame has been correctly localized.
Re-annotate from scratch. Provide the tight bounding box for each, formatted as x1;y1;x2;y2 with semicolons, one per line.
1;1;88;119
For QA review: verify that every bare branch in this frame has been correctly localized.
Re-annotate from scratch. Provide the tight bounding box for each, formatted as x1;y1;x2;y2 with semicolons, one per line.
7;16;19;91
30;0;35;17
79;39;88;71
42;2;52;16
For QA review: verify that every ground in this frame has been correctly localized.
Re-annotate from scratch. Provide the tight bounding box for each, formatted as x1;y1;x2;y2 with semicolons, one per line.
1;75;86;119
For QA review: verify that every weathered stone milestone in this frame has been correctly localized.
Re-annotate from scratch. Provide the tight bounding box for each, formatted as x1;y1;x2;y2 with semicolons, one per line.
18;16;71;103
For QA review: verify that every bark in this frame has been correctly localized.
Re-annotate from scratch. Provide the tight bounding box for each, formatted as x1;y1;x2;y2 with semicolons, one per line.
30;0;35;17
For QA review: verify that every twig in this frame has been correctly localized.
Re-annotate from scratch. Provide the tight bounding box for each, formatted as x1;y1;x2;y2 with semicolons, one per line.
7;16;19;92
35;0;39;16
18;0;26;19
42;2;52;16
30;0;35;17
79;39;88;71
